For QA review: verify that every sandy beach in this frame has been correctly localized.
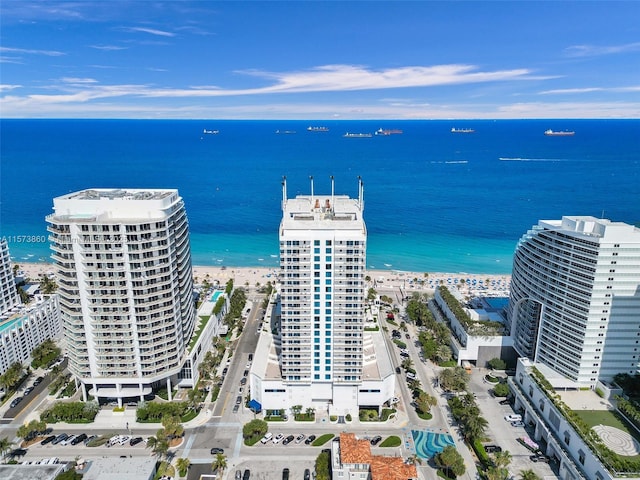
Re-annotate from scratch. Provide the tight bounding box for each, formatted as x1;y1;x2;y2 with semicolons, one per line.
14;262;510;297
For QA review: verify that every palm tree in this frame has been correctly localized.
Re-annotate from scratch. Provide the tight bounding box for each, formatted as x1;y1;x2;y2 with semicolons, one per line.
175;457;191;478
146;433;169;461
462;413;488;442
494;450;512;469
519;469;541;480
211;452;227;476
0;437;13;463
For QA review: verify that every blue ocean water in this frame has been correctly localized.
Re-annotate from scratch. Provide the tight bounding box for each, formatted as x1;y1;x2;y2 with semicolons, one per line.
1;119;638;274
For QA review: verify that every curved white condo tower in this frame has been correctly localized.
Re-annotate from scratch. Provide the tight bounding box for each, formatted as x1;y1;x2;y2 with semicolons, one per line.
47;189;195;404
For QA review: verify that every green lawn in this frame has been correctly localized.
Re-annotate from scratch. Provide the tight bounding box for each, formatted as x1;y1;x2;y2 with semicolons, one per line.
573;409;640;462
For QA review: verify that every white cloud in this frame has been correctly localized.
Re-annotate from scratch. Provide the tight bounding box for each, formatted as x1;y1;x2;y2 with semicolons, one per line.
564;42;640;57
123;27;176;37
61;77;99;85
0;46;65;56
90;45;128;51
540;86;640;95
0;84;21;92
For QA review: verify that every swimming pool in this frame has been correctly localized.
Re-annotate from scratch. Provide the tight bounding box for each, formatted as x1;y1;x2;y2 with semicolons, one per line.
484;297;509;309
210;290;223;303
412;430;455;459
0;316;25;335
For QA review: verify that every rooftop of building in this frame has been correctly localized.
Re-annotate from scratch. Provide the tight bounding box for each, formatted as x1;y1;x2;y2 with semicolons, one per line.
281;195;364;230
339;433;417;480
61;188;176;201
0;464;65;480
79;456;156;480
538;216;640;241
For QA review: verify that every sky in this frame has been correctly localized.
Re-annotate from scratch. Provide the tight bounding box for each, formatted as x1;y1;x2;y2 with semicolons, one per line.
1;1;639;119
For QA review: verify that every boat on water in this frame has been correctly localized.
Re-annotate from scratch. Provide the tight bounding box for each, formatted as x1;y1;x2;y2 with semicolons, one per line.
343;132;372;138
544;129;575;136
203;129;219;134
307;126;329;132
451;128;475;133
275;130;296;134
375;128;403;136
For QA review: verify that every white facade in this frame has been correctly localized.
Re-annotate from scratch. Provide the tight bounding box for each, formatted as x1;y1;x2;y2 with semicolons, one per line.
0;239;20;313
0;295;62;376
47;189;196;403
508;216;640;387
252;179;394;415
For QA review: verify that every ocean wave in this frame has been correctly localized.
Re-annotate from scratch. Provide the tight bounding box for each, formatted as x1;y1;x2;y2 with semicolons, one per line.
499;157;567;162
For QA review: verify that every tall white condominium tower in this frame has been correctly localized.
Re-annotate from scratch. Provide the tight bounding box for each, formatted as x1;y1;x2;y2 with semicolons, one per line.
279;177;368;411
0;239;20;313
47;189;195;404
508;216;640;386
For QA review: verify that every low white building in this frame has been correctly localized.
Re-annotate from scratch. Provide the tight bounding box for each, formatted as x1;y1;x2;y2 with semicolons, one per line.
508;357;639;480
0;295;62;375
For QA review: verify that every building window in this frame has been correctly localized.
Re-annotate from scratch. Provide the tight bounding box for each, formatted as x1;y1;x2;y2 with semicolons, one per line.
578;450;585;465
564;431;571;445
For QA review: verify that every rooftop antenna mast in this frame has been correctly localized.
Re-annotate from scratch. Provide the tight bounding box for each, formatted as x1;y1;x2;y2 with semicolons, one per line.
310;175;314;210
330;175;335;211
281;176;287;211
358;176;364;212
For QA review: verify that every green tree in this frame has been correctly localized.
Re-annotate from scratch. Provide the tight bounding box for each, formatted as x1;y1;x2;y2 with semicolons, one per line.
31;339;61;369
494;450;512;469
436;345;452;364
486;466;510;480
0;436;13;463
434;445;466;478
439;366;469;392
54;470;83;480
462;413;488;442
162;415;184;439
488;358;507;370
176;457;191;477
290;404;302;417
211;453;227;475
146;432;169;461
0;362;24;391
401;357;414;371
242;419;268;441
40;275;58;294
17;419;47;442
493;383;510;397
519;469;541;480
314;450;331;480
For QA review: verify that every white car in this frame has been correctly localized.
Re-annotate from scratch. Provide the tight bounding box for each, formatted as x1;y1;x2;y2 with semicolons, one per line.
60;435;76;446
390;397;400;404
295;434;306;444
272;433;284;444
504;414;522;422
260;432;273;444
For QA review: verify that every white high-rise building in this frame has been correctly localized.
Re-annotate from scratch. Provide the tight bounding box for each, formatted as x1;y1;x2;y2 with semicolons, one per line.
0;239;20;313
251;178;394;415
508;216;640;386
47;189;196;404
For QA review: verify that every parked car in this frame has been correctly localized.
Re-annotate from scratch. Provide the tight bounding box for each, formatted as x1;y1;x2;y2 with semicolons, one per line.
260;432;273;444
23;387;34;396
41;435;56;445
71;434;87;445
304;469;311;480
243;370;249;377
504;414;522;422
282;468;289;480
240;377;247;386
295;434;305;444
530;454;550;463
84;435;97;446
511;421;525;428
499;399;511;405
210;447;224;455
484;445;502;453
305;435;316;445
282;435;295;445
130;437;144;446
10;397;22;408
235;396;242;405
273;433;284;444
235;471;242;480
60;435;77;446
370;435;382;446
51;433;68;445
233;404;240;413
243;469;251;480
33;376;44;386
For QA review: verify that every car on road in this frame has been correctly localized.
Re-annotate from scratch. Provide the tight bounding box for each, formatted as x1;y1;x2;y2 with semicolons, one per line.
41;435;56;445
248;353;253;362
282;468;289;480
511;421;525;427
10;397;22;408
33;376;44;386
129;437;144;446
395;367;401;374
305;435;316;445
484;445;502;453
530;454;550;463
295;434;305;444
235;396;242;405
210;447;224;455
243;370;249;377
240;377;247;386
405;333;411;339
238;386;244;394
273;433;284;444
233;404;240;413
235;471;242;480
370;435;382;446
260;432;273;444
282;435;295;445
23;387;34;396
243;469;251;480
9;448;27;458
71;434;87;445
304;469;311;480
222;367;228;376
504;414;522;422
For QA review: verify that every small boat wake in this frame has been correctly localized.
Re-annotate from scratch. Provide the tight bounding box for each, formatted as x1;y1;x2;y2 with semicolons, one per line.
499;157;567;162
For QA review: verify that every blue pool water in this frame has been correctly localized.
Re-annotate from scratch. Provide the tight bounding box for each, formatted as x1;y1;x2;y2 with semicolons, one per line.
484;297;510;309
210;290;223;302
0;316;24;334
412;429;455;459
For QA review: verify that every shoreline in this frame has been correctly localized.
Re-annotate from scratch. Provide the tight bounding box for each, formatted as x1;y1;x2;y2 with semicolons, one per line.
14;261;511;296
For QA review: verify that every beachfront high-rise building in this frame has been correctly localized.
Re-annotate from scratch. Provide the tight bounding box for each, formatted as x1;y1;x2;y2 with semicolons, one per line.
251;178;395;415
47;189;196;404
508;216;640;386
0;239;62;376
0;239;20;313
